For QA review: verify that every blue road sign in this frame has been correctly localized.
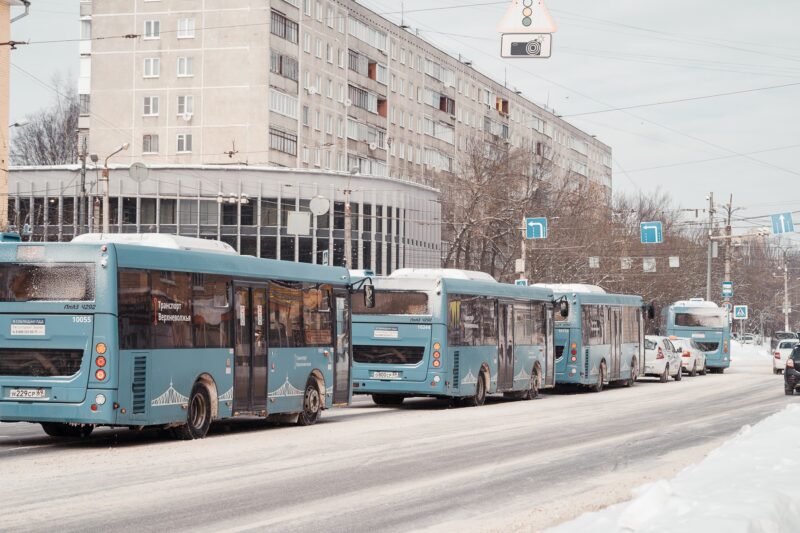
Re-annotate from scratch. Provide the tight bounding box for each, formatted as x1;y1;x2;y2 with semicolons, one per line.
771;213;795;235
525;217;548;239
515;279;529;287
640;221;664;244
734;305;748;320
722;281;733;298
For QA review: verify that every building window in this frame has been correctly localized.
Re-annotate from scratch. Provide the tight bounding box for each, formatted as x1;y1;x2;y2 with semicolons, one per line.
143;58;160;78
177;95;194;116
79;94;90;115
177;18;195;38
144;20;160;39
269;88;298;119
270;50;299;81
315;38;323;58
271;10;299;43
177;134;193;153
177;57;194;77
302;106;310;126
269;128;298;156
143;134;159;154
348;84;378;114
143;96;159;116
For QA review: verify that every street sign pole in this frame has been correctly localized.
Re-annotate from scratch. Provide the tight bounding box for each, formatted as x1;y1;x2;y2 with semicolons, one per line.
519;216;526;281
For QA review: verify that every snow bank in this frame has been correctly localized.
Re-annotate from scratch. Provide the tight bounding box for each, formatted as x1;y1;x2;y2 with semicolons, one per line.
549;404;800;533
730;339;771;362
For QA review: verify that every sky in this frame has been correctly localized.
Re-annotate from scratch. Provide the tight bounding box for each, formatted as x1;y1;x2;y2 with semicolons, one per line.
7;0;800;241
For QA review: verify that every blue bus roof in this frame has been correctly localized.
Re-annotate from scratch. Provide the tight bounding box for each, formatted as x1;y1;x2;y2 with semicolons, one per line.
441;278;554;301
551;290;644;307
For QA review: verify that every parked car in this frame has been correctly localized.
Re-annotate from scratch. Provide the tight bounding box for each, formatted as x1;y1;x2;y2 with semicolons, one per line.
741;334;756;344
771;332;799;351
784;346;800;395
671;337;708;376
644;336;683;382
773;339;799;374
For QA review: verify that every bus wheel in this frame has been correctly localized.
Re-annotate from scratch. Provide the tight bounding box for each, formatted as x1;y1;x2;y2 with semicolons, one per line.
626;358;638;387
690;361;698;377
524;366;540;400
592;362;606;393
41;422;94;438
173;384;212;440
660;364;669;383
465;371;487;407
297;379;322;426
372;394;405;406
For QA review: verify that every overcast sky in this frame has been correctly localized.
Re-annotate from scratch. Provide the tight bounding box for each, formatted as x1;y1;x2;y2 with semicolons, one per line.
8;0;800;239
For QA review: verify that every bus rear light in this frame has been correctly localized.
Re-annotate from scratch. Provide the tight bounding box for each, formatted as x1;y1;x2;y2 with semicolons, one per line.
95;356;107;368
433;375;441;383
432;359;441;368
95;394;106;406
90;404;97;412
433;342;441;350
433;351;441;359
95;369;106;381
570;356;577;362
571;349;577;356
95;343;107;355
571;343;577;349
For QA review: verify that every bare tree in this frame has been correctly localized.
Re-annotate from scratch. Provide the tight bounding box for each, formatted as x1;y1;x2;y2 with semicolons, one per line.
10;77;79;166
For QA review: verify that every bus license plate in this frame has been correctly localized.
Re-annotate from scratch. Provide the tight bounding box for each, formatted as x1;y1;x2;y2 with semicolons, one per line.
372;371;401;380
8;388;47;399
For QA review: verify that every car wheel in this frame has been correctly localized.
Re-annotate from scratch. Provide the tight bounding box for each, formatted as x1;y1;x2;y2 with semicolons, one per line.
785;387;794;396
690;361;698;377
660;363;669;383
674;363;682;382
592;361;606;393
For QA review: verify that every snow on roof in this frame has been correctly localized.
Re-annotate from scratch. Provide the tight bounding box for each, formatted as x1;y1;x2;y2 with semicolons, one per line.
672;299;721;309
389;268;497;282
534;283;607;294
71;233;238;254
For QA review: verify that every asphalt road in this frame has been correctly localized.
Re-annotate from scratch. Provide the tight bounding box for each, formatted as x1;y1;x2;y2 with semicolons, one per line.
0;353;792;532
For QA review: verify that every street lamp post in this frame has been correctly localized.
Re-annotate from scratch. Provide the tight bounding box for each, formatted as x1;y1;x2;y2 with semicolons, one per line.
101;143;129;234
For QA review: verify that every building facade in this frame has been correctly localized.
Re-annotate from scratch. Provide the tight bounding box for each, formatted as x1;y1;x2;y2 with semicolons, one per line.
77;0;612;195
6;165;441;275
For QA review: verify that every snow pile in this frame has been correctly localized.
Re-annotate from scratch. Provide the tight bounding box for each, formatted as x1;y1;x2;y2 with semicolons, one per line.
549;404;800;533
730;339;771;362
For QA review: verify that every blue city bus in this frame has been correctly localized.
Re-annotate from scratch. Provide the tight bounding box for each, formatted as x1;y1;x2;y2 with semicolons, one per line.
351;269;557;406
538;284;645;392
662;299;730;373
0;234;354;439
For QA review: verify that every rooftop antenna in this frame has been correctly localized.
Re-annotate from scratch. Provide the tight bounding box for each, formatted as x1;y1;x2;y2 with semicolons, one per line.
400;2;410;30
224;140;239;159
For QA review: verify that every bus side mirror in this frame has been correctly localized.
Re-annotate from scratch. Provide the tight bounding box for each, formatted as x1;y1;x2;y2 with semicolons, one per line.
558;301;569;318
364;284;375;309
647;304;655;320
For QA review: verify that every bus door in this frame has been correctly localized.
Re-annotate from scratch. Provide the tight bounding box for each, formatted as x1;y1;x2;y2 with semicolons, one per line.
233;283;268;415
333;289;352;405
544;303;555;387
610;307;622;379
498;302;515;390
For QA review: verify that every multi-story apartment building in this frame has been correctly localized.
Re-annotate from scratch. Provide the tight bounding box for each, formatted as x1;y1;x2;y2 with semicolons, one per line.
78;0;612;195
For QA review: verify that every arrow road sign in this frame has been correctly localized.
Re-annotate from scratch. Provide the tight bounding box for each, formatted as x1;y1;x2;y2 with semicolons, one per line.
734;305;749;320
525;217;548;239
640;221;663;244
771;213;795;235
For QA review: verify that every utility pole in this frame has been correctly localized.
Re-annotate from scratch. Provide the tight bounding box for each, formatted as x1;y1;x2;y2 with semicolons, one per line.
78;136;87;235
723;195;733;308
520;219;526;281
343;188;352;268
705;192;715;301
784;249;791;332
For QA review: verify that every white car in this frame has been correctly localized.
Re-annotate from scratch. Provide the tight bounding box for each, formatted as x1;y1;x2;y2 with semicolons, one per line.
773;339;799;374
643;336;683;383
671;337;707;376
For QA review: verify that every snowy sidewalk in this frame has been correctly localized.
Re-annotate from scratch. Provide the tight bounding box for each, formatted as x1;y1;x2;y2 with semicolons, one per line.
549;403;800;533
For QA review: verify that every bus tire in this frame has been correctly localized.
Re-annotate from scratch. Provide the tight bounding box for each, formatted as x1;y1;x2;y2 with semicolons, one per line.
524;366;541;400
690;361;698;377
172;383;212;440
465;371;487;407
626;358;638;387
297;379;322;426
372;394;405;406
592;361;606;393
41;422;94;438
660;364;669;383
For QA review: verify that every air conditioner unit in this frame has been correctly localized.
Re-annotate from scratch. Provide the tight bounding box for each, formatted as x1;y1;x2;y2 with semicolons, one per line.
344;98;352;107
307;86;318;95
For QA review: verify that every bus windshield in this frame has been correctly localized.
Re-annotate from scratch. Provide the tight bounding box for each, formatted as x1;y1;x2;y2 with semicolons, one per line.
0;263;96;302
674;311;724;328
352;291;429;315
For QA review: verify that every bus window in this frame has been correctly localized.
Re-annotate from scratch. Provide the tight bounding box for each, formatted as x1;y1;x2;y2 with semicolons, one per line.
119;269;153;350
269;281;304;348
192;274;232;349
1;263;95;302
447;295;497;347
303;284;333;346
151;271;193;349
675;312;724;328
352;291;429;315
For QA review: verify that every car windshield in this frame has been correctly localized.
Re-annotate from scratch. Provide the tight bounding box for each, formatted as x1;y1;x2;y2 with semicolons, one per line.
781;341;799;349
645;339;658;350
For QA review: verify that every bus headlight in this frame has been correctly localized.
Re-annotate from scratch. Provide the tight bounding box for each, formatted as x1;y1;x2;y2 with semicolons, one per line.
95;394;107;406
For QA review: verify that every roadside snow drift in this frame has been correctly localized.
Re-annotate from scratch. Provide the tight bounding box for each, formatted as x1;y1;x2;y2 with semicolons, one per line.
549;403;800;533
